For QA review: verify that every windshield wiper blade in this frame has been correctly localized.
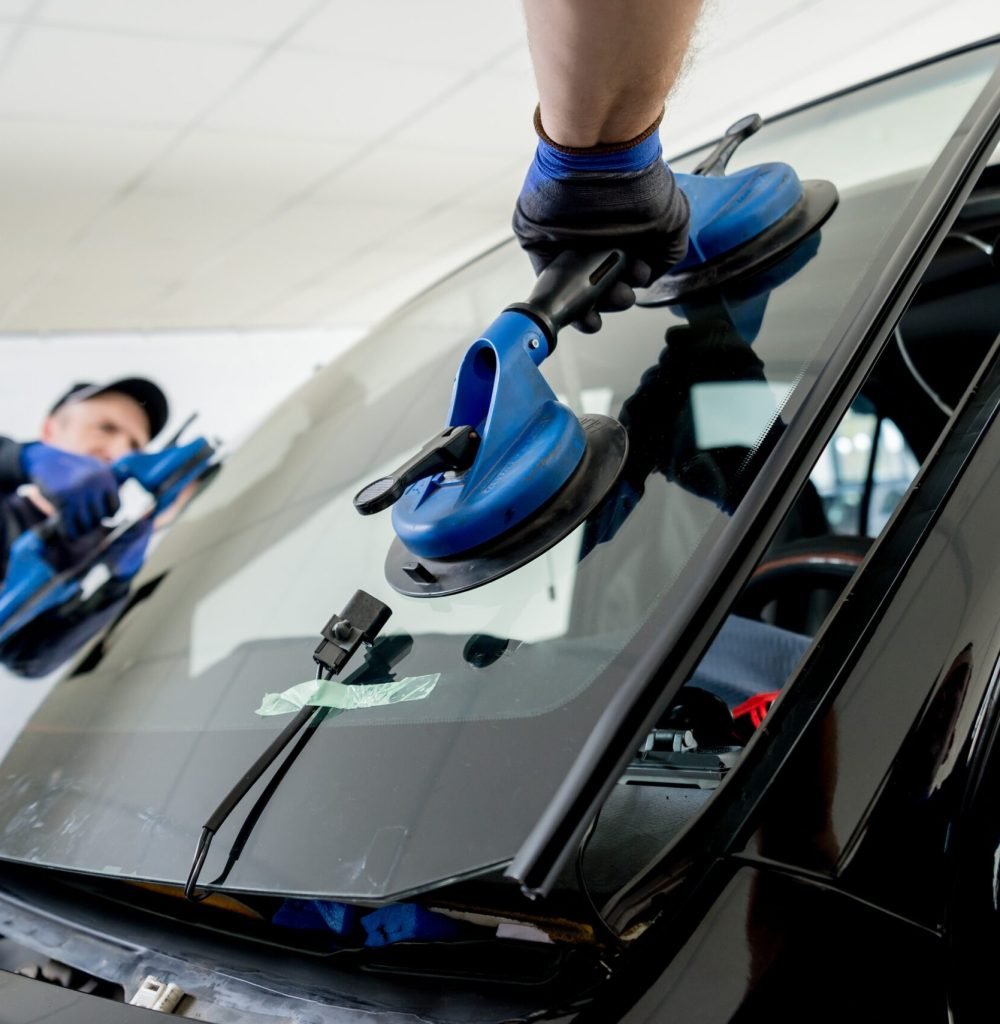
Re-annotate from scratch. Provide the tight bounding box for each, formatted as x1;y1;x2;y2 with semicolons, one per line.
184;590;393;902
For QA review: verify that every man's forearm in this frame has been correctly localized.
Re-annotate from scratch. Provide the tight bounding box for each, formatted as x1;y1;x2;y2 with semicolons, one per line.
522;0;705;148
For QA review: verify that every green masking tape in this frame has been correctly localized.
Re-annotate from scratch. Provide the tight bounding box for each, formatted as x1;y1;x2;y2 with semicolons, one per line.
255;673;439;717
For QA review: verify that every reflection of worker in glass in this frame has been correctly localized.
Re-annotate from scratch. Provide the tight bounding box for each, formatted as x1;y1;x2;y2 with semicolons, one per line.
0;378;168;582
0;378;204;679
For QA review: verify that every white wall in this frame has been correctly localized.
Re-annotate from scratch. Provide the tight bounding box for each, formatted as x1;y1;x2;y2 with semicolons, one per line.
1;325;363;448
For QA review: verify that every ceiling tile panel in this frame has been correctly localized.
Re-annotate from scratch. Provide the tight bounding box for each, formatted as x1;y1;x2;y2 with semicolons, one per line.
489;43;535;77
240;198;425;258
388;205;509;257
204;47;462;142
0;191;116;255
78;194;276;262
395;69;538;154
307;268;461;327
238;279;344;326
0;250;48;311
313;143;513;205
141;129;359;204
241;240;458;323
0;26;259;125
0;121;173;194
38;0;322;44
137;257;318;326
290;0;525;71
9;277;168;330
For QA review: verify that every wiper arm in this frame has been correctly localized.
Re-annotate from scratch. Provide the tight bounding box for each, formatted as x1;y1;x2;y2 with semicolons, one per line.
191;634;414;896
184;590;394;902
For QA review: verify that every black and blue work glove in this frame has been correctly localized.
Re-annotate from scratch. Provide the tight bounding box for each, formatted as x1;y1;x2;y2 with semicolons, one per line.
19;442;120;538
513;108;690;332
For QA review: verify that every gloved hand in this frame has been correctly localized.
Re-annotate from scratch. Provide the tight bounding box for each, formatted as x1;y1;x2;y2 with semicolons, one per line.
512;107;690;332
19;443;120;539
102;517;153;582
117;437;214;516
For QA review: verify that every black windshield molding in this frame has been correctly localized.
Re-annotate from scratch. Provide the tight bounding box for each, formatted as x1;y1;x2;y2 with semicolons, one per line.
507;49;1000;898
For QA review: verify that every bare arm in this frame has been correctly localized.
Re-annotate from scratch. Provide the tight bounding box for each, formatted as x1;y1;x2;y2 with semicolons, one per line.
522;0;705;148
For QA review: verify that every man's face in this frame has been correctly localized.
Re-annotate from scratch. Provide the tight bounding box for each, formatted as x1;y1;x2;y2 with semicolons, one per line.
41;393;151;462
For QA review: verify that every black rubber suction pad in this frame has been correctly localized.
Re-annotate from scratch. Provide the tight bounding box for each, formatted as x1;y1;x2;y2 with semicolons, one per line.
637;179;839;306
385;415;628;598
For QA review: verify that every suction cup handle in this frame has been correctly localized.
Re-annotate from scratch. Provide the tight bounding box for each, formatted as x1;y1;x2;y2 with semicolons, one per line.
692;113;763;177
353;425;480;515
507;249;627;347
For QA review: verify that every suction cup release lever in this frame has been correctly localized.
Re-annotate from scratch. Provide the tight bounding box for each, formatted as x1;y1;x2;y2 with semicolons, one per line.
692;113;763;177
506;249;626;347
354;424;480;515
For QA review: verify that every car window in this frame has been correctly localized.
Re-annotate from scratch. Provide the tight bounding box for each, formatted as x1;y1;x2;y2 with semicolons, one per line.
811;402;920;537
0;43;997;905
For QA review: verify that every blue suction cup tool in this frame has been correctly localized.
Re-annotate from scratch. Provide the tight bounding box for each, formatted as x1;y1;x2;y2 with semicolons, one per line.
354;250;630;598
637;113;838;307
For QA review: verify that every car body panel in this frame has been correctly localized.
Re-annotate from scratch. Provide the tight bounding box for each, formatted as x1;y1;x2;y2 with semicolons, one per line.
605;865;944;1024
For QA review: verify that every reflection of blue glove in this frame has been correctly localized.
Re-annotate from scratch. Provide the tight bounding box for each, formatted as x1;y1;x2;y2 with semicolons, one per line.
513;109;689;332
113;438;213;515
19;443;120;538
103;518;153;581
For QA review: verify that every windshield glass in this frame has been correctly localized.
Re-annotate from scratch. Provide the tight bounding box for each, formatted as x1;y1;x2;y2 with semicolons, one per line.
0;44;996;901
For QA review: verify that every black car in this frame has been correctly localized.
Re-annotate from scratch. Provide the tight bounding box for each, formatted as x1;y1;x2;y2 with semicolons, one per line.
1;36;1000;1023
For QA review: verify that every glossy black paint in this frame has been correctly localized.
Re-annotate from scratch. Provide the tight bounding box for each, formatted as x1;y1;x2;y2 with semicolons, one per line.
594;866;944;1024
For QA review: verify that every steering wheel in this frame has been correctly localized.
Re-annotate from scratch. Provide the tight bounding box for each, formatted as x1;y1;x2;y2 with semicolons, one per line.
734;534;871;635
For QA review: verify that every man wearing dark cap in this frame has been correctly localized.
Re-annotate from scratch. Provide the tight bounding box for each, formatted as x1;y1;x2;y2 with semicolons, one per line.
45;378;168;460
0;377;169;579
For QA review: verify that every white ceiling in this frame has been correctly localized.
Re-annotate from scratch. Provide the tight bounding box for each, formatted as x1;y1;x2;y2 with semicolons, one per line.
0;0;996;335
